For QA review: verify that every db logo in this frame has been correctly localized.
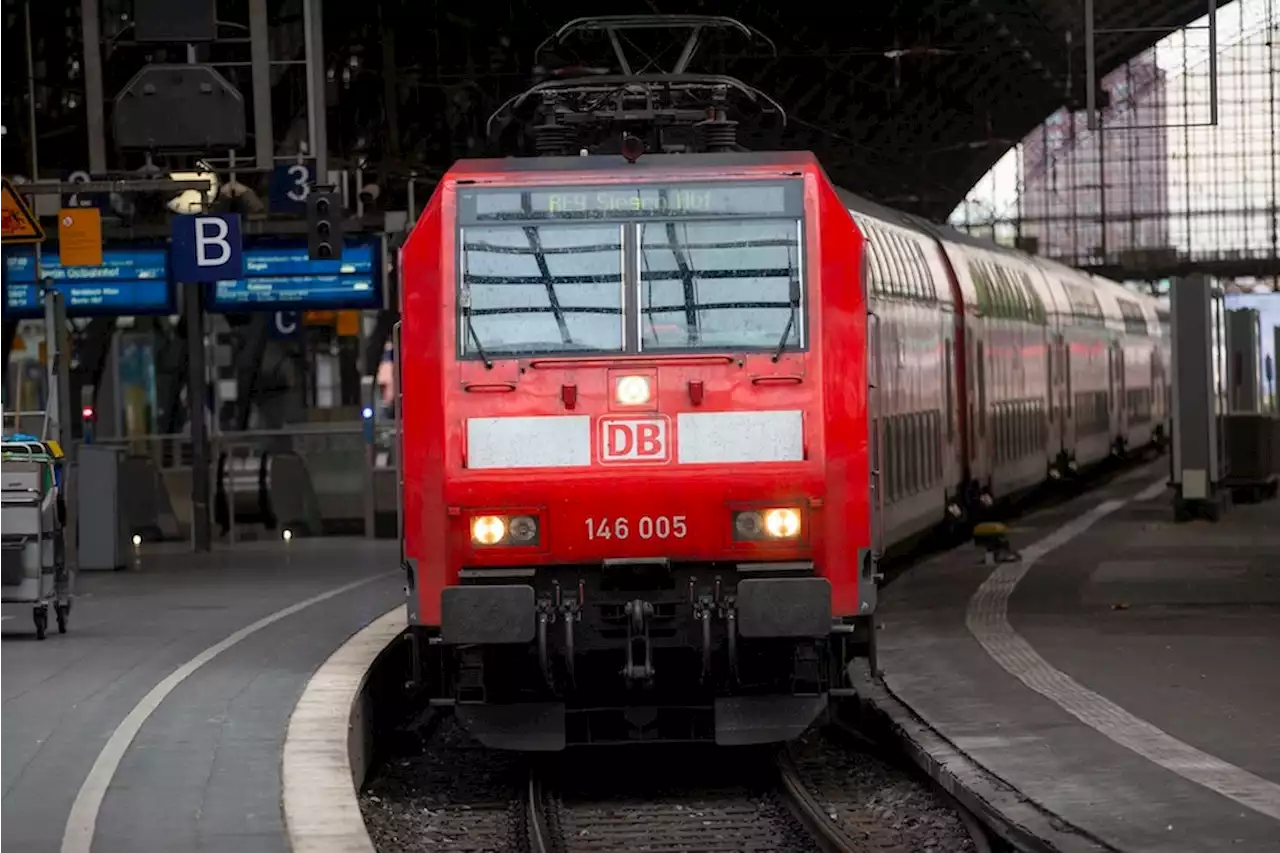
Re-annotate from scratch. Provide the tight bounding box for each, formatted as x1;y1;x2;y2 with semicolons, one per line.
598;416;671;464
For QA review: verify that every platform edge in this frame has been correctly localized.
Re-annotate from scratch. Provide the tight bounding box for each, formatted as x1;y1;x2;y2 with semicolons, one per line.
283;604;406;853
845;661;1120;853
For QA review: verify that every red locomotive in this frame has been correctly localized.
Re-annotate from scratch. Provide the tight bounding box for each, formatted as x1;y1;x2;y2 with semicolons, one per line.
395;16;1169;750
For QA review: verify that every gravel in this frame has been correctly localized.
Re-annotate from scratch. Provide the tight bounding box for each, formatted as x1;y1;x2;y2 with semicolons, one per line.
359;714;526;853
546;745;820;853
787;727;979;853
360;718;980;853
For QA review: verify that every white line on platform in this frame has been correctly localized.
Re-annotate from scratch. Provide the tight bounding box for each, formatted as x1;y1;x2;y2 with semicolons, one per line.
283;604;405;853
59;570;398;853
966;478;1280;823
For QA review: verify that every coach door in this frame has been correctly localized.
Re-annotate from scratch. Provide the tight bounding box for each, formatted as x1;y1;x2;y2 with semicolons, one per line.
1052;333;1072;454
1109;341;1126;444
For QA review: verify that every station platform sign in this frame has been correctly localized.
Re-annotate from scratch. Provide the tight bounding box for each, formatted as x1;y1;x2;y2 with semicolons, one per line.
207;236;381;312
3;245;173;319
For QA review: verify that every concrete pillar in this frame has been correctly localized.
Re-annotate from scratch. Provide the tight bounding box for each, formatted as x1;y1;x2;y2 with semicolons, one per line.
1170;275;1230;521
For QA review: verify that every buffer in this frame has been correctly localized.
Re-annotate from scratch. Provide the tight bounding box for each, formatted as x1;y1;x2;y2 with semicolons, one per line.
1;178;46;244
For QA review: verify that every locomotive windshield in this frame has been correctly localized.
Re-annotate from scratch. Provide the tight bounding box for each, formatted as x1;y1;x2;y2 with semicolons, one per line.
456;180;805;358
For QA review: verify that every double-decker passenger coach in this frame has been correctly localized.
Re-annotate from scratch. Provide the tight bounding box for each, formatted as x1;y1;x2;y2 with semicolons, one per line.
397;151;875;749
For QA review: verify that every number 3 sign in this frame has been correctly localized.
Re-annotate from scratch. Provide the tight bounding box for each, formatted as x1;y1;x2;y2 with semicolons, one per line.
269;160;317;213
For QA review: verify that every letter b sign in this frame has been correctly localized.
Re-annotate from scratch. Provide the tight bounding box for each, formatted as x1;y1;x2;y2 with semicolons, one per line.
171;212;244;283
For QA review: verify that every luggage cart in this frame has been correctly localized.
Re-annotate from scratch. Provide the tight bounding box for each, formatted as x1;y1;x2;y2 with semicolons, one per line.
2;440;72;639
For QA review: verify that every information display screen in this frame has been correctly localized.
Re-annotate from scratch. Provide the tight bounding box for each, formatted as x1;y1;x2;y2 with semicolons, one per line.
3;246;173;319
208;238;381;310
461;181;800;223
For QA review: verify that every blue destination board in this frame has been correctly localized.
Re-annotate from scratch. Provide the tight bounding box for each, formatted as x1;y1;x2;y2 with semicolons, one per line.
3;246;173;319
208;238;381;311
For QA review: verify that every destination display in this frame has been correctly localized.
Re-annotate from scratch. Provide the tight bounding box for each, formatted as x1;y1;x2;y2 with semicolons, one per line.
208;239;381;311
3;246;173;318
465;182;797;222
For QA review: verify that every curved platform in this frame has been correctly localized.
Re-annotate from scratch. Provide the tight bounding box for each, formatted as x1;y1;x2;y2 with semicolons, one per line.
871;462;1280;853
1;538;402;853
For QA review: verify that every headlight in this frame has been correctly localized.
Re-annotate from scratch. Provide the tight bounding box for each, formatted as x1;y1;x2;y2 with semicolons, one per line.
733;507;802;541
470;513;540;546
471;515;506;545
763;508;801;538
615;375;651;405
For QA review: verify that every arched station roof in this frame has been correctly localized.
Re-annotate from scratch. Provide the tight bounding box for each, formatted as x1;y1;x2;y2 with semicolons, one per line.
361;0;1232;220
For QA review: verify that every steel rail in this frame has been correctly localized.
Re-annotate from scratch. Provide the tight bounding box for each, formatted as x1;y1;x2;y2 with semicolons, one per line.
775;747;865;853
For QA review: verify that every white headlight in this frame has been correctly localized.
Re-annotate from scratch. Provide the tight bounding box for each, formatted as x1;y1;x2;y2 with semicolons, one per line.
763;508;801;538
471;515;507;545
615;375;651;405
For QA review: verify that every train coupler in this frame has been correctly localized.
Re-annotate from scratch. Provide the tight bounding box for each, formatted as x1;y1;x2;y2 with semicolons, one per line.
622;598;655;684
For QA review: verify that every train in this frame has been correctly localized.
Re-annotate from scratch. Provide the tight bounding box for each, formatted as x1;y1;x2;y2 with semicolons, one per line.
394;148;1169;751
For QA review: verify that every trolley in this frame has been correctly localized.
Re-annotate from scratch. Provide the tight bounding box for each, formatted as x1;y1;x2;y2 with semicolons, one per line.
2;439;72;639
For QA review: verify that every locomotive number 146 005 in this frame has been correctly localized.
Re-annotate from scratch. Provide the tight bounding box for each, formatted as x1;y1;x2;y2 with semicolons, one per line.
584;516;688;541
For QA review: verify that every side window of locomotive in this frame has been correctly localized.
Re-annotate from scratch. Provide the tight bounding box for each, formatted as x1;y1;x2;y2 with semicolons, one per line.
639;218;801;351
460;223;625;355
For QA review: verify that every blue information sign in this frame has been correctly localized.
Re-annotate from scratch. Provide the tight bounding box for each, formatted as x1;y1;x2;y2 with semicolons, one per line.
3;246;173;319
208;237;381;311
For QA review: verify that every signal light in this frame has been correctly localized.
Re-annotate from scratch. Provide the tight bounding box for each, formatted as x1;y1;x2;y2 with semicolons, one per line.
81;406;95;422
306;188;343;261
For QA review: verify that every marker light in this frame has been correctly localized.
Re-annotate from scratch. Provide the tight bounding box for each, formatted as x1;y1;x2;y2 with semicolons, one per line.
507;515;539;544
763;508;802;538
132;534;142;547
282;529;293;541
615;375;651;405
471;515;507;546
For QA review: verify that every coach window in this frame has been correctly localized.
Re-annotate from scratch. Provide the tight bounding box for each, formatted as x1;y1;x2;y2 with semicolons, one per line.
889;233;918;300
639;218;801;351
1000;264;1025;321
1021;271;1046;324
909;241;935;302
459;223;626;355
968;262;992;315
986;262;1011;319
862;227;885;296
868;227;898;297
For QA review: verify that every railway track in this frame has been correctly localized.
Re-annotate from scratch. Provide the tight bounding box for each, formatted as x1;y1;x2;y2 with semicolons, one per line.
363;713;987;853
522;737;985;853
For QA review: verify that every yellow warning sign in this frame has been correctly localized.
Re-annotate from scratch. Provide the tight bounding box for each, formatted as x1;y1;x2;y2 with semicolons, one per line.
1;177;45;244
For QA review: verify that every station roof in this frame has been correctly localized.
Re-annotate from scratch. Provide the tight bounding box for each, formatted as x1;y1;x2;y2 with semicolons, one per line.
717;0;1230;219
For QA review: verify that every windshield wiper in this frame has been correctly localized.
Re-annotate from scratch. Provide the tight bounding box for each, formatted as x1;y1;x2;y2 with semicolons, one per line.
460;287;493;369
772;277;801;363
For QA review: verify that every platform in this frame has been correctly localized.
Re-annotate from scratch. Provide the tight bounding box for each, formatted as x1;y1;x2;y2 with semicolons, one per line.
873;462;1280;853
1;537;402;853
